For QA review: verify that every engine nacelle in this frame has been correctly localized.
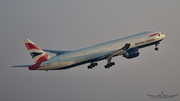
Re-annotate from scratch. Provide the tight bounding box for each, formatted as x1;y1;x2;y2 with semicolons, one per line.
123;47;140;59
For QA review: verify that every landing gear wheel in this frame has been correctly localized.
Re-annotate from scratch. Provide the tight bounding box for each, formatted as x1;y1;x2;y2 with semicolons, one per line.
104;62;115;69
105;65;110;69
111;62;115;66
108;64;112;67
87;65;93;69
88;63;98;69
105;57;116;69
94;63;98;66
155;47;159;51
155;43;159;51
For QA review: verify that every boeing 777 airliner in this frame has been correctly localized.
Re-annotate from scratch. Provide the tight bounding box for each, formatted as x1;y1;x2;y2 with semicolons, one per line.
13;31;165;70
148;91;177;99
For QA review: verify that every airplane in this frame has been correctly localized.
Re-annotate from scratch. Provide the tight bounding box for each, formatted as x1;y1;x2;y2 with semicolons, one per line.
148;90;177;99
13;31;165;70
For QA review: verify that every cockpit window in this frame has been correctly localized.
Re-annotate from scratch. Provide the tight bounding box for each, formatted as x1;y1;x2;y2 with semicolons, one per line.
158;34;160;36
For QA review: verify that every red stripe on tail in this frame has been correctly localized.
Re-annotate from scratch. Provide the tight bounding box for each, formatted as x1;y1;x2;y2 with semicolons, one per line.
29;62;41;70
25;43;41;50
35;54;49;63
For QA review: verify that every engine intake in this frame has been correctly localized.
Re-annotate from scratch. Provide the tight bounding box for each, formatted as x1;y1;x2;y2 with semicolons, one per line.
123;47;140;59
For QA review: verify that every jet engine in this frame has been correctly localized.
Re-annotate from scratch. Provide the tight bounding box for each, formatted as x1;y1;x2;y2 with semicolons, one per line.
123;47;140;59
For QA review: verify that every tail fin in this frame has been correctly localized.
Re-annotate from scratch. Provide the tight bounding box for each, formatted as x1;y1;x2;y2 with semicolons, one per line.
23;39;51;63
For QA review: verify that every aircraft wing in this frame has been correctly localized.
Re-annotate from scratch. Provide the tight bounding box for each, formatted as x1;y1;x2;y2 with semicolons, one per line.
97;43;130;61
107;43;130;58
147;94;156;98
168;95;178;98
43;49;72;55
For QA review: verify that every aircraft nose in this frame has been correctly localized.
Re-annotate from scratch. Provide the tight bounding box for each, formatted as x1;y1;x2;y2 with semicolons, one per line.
162;33;165;39
163;33;165;38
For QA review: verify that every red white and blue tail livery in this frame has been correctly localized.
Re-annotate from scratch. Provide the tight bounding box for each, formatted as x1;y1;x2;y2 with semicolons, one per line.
13;31;165;71
24;39;51;63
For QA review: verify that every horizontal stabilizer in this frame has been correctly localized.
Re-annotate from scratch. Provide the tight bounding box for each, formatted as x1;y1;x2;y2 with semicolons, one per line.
12;65;32;67
43;49;72;55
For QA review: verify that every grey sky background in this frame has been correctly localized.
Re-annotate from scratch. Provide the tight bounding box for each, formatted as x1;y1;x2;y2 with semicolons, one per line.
0;0;180;101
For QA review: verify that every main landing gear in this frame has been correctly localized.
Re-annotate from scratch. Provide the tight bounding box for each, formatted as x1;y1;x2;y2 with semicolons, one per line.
155;43;160;51
104;62;115;68
104;57;115;69
87;62;98;69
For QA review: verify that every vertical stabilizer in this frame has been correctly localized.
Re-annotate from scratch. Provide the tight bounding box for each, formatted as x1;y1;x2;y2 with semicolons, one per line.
162;90;164;95
23;39;51;63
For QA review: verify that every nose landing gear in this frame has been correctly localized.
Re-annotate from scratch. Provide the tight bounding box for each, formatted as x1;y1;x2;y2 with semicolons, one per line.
155;47;159;51
155;43;159;51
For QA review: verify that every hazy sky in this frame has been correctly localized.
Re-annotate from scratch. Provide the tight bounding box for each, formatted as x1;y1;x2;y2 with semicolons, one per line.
0;0;180;101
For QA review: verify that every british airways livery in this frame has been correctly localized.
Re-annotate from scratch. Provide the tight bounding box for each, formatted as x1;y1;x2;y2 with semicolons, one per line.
13;31;165;70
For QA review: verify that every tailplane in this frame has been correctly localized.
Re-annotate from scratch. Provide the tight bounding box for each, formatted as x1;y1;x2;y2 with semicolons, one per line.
23;39;51;63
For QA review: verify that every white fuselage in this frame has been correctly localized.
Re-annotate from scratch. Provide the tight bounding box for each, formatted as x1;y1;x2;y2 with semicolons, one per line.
38;31;165;70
